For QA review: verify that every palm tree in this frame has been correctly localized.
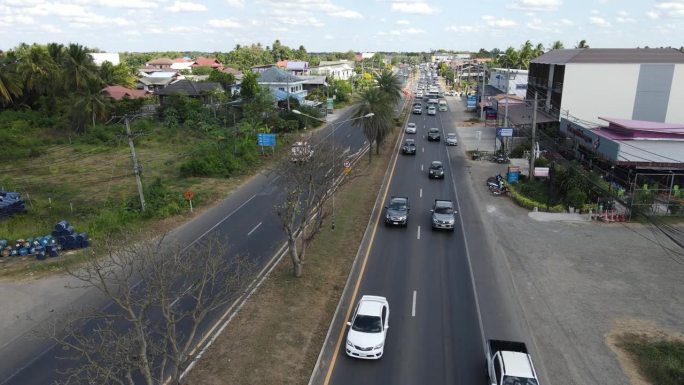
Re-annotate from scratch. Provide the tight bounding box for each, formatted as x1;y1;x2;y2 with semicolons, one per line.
519;40;534;69
73;77;107;131
374;69;402;103
534;43;545;58
352;87;393;162
551;40;565;50
0;55;22;104
15;43;57;105
576;40;590;49
62;43;97;92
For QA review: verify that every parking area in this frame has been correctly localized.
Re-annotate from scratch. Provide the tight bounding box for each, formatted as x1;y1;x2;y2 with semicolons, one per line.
447;94;684;385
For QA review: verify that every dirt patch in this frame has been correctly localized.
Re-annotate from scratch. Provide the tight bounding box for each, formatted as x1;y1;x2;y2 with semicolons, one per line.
605;317;684;385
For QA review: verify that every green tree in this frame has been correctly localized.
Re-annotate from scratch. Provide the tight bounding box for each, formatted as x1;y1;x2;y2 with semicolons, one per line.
0;54;23;104
576;39;590;48
352;87;393;162
99;61;136;87
375;69;402;104
239;71;260;100
62;43;97;91
207;70;236;91
551;40;565;50
192;65;213;76
73;77;108;131
15;43;56;105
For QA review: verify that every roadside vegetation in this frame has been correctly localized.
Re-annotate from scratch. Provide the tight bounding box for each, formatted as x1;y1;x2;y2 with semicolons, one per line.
617;333;684;385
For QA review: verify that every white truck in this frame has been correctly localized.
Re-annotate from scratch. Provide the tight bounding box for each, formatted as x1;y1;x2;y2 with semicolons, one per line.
486;339;540;385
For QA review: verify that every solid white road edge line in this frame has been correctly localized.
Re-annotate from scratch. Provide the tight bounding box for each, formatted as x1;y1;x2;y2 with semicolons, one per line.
247;222;262;236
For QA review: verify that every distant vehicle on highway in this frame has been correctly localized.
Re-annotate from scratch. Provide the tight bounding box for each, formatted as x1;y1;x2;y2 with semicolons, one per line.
486;340;540;385
290;141;313;162
428;161;444;179
412;105;422;115
431;199;455;231
427;127;440;141
345;295;390;360
427;106;436;115
402;139;416;155
405;122;417;134
384;196;409;226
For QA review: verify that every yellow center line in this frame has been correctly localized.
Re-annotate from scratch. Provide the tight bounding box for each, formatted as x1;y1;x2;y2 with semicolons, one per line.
322;85;412;385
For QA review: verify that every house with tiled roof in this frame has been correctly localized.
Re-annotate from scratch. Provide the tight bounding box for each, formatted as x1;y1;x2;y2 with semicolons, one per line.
221;66;243;81
155;79;224;105
257;67;307;102
101;85;149;101
193;57;223;69
171;57;195;71
136;77;176;93
145;58;174;69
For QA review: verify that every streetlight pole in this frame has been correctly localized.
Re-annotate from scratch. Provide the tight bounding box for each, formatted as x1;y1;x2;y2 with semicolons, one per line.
292;109;374;229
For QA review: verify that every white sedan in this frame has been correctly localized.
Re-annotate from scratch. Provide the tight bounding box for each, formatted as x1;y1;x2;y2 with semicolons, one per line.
446;133;458;146
405;122;417;134
345;295;389;359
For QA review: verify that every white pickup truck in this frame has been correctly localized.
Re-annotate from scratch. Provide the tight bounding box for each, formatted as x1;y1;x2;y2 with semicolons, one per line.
486;339;540;385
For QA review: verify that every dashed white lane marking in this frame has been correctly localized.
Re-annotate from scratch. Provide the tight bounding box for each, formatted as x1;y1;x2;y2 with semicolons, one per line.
247;222;262;236
412;290;417;317
417;226;421;240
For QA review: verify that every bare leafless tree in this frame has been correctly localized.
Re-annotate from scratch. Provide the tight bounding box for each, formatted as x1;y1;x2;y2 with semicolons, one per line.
271;137;357;277
39;235;254;385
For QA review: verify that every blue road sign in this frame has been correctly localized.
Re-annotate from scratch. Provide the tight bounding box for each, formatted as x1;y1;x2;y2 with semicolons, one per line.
258;133;276;147
496;127;513;137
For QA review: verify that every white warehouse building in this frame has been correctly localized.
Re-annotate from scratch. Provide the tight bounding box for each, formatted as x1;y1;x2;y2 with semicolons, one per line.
528;48;684;125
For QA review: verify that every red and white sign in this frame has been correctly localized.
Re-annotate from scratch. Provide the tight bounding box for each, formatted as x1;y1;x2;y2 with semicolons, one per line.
534;167;550;178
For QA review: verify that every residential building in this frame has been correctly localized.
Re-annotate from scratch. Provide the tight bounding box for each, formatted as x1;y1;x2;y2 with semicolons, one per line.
299;75;327;94
310;60;354;80
145;58;174;69
528;48;684;125
155;80;224;105
193;57;223;69
101;85;148;101
257;67;307;102
171;57;195;72
90;53;120;66
251;64;277;74
355;52;375;61
136;77;175;93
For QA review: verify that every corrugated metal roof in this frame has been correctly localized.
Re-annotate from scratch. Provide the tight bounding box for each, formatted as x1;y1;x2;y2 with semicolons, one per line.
258;67;303;84
532;48;684;64
155;80;223;96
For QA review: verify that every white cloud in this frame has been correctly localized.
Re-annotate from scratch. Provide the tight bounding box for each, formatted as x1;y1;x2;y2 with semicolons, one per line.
526;18;551;30
391;2;436;15
445;24;479;33
396;19;410;25
166;1;207;12
616;16;636;23
379;17;387;22
328;9;363;18
654;1;684;17
41;24;62;33
208;18;241;28
560;18;574;25
404;27;424;34
169;26;193;33
324;34;333;39
589;16;611;27
225;0;245;7
618;10;629;17
509;0;562;11
95;0;159;9
646;10;659;19
591;9;599;14
482;15;518;28
1;14;35;24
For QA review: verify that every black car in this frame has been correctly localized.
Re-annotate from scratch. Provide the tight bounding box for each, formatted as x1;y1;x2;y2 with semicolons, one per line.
428;161;445;179
427;127;441;141
402;139;416;155
385;196;409;226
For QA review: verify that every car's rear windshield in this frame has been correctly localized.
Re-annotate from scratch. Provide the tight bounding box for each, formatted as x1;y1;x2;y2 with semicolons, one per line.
435;205;453;214
352;315;382;333
503;377;538;385
389;200;407;210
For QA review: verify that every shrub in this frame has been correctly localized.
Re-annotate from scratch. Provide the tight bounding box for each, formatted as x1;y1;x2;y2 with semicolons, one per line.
534;156;549;167
510;143;530;158
565;188;587;209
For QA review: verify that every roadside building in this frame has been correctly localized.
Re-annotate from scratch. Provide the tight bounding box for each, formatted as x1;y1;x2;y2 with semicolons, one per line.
145;57;174;70
489;68;528;98
101;85;148;101
154;80;223;105
528;48;684;125
310;60;354;80
257;67;308;102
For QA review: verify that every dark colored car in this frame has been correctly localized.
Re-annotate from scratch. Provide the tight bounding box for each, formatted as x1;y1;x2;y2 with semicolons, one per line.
427;127;441;141
431;199;455;231
428;161;445;179
402;139;416;155
385;196;410;226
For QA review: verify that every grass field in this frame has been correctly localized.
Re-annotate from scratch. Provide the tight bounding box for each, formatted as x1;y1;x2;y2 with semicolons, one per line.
617;333;684;385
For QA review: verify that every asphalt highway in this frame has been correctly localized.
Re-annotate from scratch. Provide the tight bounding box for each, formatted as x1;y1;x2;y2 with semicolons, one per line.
325;101;486;384
0;105;372;385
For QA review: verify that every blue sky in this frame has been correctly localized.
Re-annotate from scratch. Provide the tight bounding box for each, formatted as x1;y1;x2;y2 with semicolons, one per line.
1;0;683;53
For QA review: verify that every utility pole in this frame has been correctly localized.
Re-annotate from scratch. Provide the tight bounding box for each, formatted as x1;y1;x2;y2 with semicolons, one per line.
530;92;538;180
504;67;510;127
480;63;486;120
125;116;146;212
